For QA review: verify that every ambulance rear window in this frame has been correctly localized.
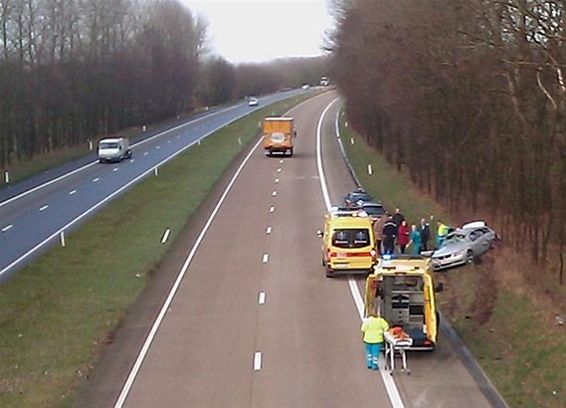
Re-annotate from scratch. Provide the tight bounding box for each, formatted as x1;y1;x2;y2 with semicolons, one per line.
332;229;370;248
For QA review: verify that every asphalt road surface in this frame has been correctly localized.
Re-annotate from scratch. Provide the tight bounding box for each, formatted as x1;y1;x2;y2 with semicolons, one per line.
76;92;494;407
0;89;304;281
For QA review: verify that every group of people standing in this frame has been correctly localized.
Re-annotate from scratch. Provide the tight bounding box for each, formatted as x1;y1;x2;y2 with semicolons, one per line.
372;208;433;256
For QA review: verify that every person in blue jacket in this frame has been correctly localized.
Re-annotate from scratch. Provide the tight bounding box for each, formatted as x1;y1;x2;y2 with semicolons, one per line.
409;224;422;255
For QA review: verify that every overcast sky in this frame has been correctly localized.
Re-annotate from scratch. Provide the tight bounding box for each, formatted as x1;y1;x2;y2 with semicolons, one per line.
183;0;334;63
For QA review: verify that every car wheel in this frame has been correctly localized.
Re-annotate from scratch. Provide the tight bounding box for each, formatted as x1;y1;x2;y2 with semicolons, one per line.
325;266;334;278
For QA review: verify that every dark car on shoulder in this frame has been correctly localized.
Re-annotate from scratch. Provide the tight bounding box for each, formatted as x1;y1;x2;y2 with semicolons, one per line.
344;188;374;208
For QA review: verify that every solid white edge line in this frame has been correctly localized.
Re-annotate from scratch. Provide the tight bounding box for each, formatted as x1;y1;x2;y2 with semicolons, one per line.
258;292;266;304
112;92;324;407
254;352;262;371
0;93;318;278
316;98;405;408
161;228;171;244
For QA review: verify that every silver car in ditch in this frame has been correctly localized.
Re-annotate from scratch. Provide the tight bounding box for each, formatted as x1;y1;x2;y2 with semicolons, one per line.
431;221;496;271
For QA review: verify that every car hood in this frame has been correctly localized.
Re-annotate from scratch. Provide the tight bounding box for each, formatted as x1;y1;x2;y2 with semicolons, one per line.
433;242;469;257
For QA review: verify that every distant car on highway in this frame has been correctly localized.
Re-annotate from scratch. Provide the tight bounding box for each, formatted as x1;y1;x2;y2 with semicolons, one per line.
98;137;132;163
431;221;497;271
247;96;259;106
301;84;310;90
344;188;374;208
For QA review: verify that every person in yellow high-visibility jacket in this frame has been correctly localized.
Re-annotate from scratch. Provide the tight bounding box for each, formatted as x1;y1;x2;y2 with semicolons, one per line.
436;221;450;248
361;313;389;370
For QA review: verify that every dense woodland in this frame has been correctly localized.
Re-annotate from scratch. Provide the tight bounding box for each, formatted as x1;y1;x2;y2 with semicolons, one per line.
331;0;566;282
0;0;326;168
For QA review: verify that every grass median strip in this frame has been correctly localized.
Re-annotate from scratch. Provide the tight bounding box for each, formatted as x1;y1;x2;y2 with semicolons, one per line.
338;113;565;408
0;93;311;407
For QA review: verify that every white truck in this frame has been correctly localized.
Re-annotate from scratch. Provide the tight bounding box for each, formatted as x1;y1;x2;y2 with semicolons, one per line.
98;137;132;163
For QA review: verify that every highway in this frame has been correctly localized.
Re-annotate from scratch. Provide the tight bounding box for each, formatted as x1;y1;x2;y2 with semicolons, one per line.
0;89;304;281
75;92;494;407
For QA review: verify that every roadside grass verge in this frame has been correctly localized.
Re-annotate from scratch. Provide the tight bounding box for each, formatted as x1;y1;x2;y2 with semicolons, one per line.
338;114;565;408
0;93;311;407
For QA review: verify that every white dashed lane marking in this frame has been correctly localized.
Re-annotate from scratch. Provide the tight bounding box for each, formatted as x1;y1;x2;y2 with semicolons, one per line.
266;226;272;234
1;224;13;232
92;178;100;183
144;152;148;156
113;168;118;172
69;190;76;195
156;146;161;150
276;168;282;173
254;352;262;371
269;206;275;213
272;191;277;197
39;205;48;212
258;292;266;304
262;254;269;263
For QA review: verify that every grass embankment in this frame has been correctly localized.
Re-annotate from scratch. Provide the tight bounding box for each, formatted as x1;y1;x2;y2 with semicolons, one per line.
0;93;310;407
339;115;565;408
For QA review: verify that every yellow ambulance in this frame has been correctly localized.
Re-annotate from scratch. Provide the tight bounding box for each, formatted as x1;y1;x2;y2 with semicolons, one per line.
364;255;443;350
318;207;377;278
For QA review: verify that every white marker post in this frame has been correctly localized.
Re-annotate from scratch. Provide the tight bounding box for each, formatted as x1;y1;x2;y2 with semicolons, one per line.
238;137;242;146
142;125;147;132
345;121;349;128
161;228;171;244
60;231;66;247
350;137;354;145
154;167;159;176
4;171;9;184
368;164;373;175
88;140;93;151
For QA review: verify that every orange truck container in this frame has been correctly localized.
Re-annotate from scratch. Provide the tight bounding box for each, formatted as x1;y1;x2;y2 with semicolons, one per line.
262;117;296;156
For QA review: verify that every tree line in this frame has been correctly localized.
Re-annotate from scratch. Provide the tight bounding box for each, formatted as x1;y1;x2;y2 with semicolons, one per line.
330;0;566;283
0;0;327;168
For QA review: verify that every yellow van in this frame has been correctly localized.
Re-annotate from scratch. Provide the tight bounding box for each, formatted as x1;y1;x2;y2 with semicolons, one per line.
262;117;296;156
318;207;377;278
364;255;443;350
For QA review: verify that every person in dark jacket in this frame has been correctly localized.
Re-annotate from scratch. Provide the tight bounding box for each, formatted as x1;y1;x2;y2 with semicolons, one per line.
382;215;397;255
392;208;405;227
419;218;430;252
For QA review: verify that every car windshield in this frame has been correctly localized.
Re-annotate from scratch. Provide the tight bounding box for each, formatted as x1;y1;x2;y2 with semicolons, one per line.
100;142;119;149
445;233;467;243
349;193;371;202
332;229;370;248
363;205;384;216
